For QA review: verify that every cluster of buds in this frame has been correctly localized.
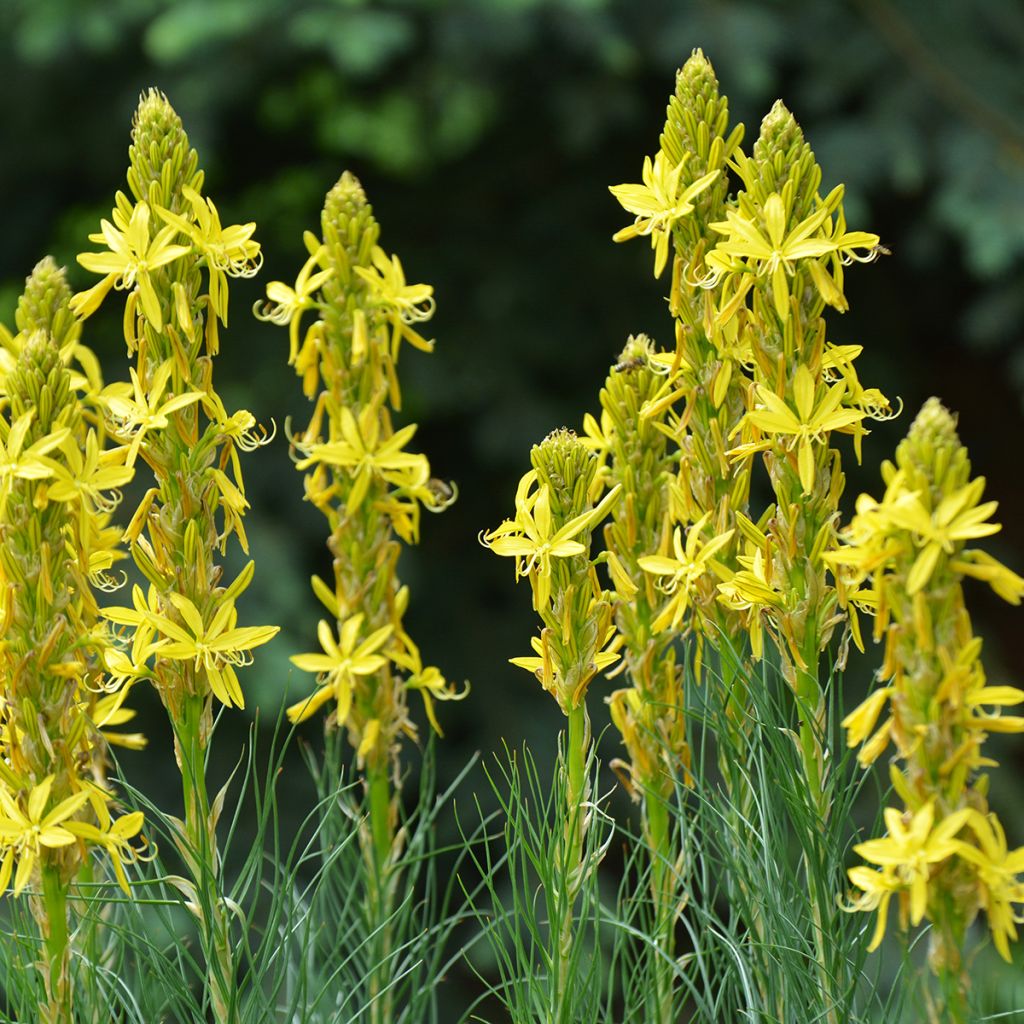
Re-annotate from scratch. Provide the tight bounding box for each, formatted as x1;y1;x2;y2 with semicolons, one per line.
260;172;463;783
0;259;144;1019
830;399;1024;972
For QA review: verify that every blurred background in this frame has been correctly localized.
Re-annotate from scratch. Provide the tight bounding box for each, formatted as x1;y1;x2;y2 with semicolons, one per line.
2;0;1024;1012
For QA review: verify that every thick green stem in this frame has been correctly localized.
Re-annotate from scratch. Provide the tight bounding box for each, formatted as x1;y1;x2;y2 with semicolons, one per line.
365;759;397;1024
643;783;676;1024
930;896;969;1024
793;635;841;1024
178;696;234;1024
554;703;590;1021
39;865;72;1024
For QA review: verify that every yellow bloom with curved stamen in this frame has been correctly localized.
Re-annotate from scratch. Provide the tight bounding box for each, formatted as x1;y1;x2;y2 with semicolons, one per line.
744;366;864;493
288;614;393;725
355;246;436;358
74;202;192;329
853;802;971;930
156;185;261;325
254;247;334;363
100;360;204;467
482;475;622;611
293;405;430;513
389;631;468;737
638;512;735;632
610;151;719;278
0;777;90;896
708;193;837;321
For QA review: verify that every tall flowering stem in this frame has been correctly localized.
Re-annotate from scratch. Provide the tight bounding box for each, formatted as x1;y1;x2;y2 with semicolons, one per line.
483;429;620;1016
611;51;891;1021
830;399;1024;1021
0;260;143;1023
259;172;462;1024
705;102;890;809
588;335;690;1021
72;91;277;1024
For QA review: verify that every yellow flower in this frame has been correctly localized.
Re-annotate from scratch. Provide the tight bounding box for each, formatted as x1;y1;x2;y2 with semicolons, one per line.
609;151;719;278
45;429;134;523
0;410;67;511
355;246;436;358
64;797;145;895
844;864;902;952
881;475;1001;594
390;631;468;737
74;201;192;329
288;614;393;725
0;777;90;896
254;246;334;363
156;185;260;325
104;589;278;709
637;512;735;632
293;405;430;513
482;472;621;611
853;802;971;930
100;360;204;467
708;194;836;321
957;810;1024;962
743;366;864;493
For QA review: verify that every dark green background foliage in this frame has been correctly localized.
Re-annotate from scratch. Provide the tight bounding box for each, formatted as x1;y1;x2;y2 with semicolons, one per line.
2;0;1023;1006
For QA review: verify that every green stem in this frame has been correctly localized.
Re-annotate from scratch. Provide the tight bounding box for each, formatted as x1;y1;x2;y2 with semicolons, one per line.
178;695;234;1024
643;782;676;1024
365;759;397;1024
930;896;969;1024
554;702;590;1022
793;634;841;1024
40;865;72;1024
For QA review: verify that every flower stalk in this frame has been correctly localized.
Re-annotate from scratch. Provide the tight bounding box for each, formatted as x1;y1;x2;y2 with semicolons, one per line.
72;90;277;1023
483;428;620;1017
0;259;144;1023
260;170;461;1024
831;398;1024;1018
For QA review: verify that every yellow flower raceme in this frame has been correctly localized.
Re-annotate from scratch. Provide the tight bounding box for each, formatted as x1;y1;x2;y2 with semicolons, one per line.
610;152;720;278
835;400;1024;975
